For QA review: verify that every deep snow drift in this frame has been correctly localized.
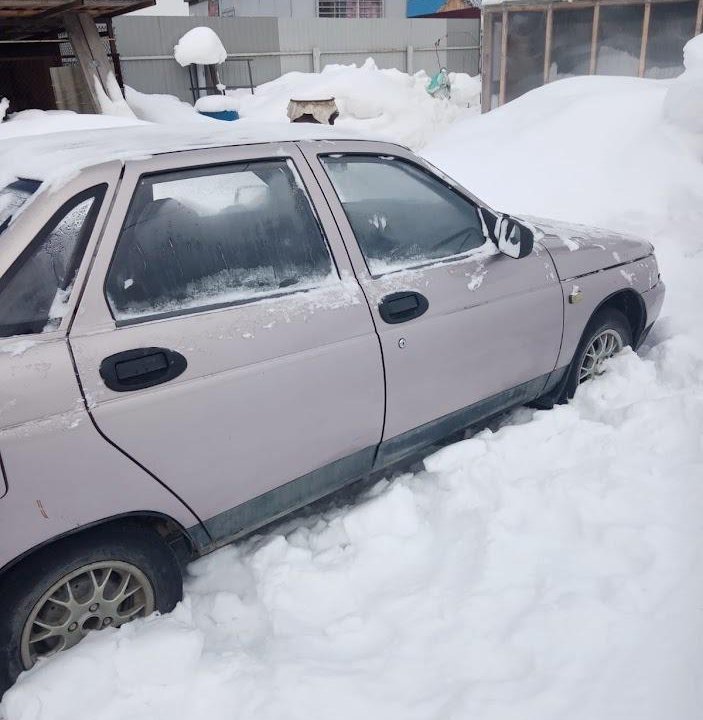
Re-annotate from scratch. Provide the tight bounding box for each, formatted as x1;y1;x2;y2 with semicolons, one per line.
2;39;703;720
1;61;479;150
228;58;480;148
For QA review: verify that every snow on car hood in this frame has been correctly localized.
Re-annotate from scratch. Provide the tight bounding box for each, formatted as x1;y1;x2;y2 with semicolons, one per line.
522;215;654;281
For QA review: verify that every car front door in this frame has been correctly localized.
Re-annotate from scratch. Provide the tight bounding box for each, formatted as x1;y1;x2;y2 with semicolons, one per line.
70;143;384;543
299;141;563;464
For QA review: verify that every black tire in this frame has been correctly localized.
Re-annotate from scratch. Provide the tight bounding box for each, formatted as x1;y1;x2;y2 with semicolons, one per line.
0;521;182;697
562;307;632;401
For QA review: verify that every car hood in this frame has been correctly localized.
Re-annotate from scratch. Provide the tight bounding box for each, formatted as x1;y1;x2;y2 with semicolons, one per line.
520;215;654;281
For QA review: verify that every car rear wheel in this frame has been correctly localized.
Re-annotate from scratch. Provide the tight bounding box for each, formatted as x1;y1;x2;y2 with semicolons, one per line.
0;522;182;697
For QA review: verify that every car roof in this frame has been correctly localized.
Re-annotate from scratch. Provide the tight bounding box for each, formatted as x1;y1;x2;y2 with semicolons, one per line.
0;120;382;191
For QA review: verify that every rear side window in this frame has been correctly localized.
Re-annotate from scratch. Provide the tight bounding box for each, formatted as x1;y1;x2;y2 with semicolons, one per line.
0;185;106;338
0;179;41;237
320;155;486;275
106;159;335;321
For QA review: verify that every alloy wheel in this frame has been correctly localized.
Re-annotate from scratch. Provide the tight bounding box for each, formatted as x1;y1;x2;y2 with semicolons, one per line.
578;328;623;384
20;560;154;669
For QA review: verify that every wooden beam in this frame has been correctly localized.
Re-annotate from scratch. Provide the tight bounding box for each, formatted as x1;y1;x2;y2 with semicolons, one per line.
62;11;102;112
543;5;553;84
499;9;508;106
639;2;651;78
696;0;703;34
77;10;117;95
481;12;493;113
589;2;600;75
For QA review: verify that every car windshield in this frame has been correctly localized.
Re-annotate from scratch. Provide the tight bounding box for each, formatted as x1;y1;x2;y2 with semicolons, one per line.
0;179;41;237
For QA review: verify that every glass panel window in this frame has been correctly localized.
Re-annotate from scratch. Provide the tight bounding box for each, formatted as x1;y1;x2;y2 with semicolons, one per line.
317;1;383;18
320;155;487;276
0;186;104;337
597;4;645;76
505;11;547;103
106;160;335;320
0;179;41;237
550;7;594;81
645;1;698;78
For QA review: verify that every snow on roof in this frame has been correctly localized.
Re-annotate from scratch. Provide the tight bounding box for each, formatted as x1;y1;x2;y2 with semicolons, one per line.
174;26;228;67
0;120;366;191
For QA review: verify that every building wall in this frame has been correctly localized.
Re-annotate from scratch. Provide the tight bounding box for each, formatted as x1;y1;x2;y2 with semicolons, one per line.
113;15;480;101
192;0;408;18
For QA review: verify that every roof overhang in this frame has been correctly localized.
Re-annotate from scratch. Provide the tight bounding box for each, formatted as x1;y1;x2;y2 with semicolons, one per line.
0;0;156;40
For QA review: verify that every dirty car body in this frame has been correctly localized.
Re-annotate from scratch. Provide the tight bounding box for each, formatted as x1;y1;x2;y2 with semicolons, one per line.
0;128;665;690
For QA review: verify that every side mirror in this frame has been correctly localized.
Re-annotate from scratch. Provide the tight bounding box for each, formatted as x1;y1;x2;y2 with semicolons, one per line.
480;208;534;259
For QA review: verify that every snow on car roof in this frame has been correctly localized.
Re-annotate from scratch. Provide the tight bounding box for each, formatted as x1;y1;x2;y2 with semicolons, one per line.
0;120;368;191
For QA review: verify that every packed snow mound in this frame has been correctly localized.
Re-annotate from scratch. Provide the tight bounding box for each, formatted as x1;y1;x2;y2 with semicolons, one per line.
229;58;479;149
0;109;144;140
4;69;703;720
125;86;213;125
174;26;227;67
683;30;703;69
663;34;703;134
194;94;240;113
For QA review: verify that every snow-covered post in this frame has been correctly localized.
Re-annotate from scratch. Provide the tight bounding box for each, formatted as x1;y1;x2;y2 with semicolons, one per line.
312;47;322;74
174;27;228;99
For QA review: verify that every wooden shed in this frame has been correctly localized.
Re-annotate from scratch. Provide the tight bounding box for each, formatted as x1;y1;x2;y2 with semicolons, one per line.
0;0;155;113
481;0;703;111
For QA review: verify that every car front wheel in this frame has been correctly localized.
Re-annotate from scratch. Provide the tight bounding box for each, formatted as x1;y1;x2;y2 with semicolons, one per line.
0;521;183;697
563;307;633;400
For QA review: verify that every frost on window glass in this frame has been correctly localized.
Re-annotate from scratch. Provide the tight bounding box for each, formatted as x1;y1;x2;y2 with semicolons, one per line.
321;155;487;276
0;194;98;337
107;159;335;320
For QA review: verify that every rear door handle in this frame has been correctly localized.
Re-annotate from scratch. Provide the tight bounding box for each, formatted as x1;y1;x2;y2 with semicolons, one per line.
100;347;187;392
378;291;429;324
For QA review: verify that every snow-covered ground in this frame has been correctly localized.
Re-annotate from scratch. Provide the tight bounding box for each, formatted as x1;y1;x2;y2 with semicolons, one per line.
2;39;703;720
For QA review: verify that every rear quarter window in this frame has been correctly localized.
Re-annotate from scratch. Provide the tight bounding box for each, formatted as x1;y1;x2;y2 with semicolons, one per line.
0;185;106;337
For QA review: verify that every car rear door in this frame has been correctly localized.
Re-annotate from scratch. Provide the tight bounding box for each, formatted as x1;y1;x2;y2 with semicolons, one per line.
299;141;563;464
69;143;384;542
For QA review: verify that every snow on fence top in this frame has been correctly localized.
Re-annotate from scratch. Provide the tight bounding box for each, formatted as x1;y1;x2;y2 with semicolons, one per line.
174;27;227;68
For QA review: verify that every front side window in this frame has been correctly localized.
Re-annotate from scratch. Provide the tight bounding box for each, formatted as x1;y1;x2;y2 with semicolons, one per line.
320;155;486;275
106;159;335;320
0;186;105;337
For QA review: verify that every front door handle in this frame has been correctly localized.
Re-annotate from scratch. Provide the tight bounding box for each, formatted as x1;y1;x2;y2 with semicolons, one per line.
378;291;429;324
99;347;187;392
